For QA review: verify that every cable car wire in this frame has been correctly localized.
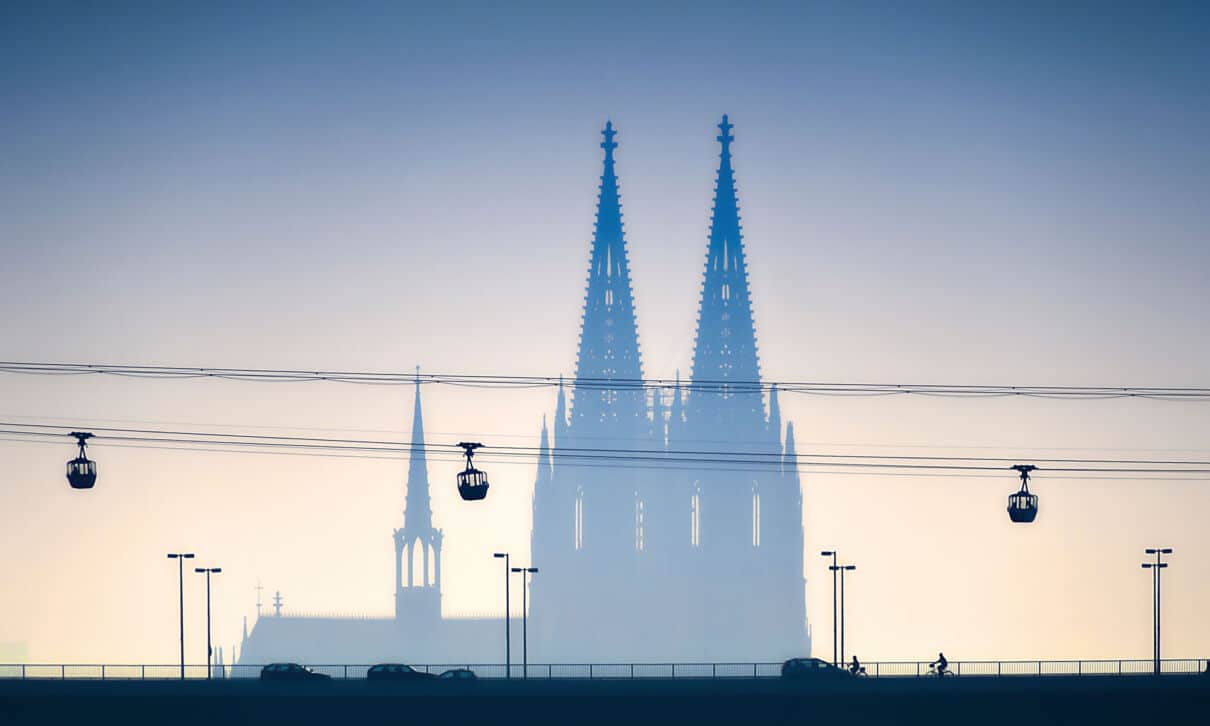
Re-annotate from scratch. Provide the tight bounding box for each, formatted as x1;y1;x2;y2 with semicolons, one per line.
4;422;1210;477
5;433;1209;481
3;360;1209;400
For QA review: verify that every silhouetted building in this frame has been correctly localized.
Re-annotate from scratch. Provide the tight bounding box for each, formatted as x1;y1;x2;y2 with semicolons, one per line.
237;381;496;665
530;117;809;661
237;119;808;666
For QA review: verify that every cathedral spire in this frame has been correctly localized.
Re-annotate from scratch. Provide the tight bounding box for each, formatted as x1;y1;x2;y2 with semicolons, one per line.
554;376;568;444
768;384;782;446
536;415;552;488
403;375;433;534
688;115;765;433
651;382;666;447
570;121;646;436
668;370;684;444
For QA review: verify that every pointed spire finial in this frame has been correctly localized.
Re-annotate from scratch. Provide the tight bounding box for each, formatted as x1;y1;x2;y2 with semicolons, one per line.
601;120;618;160
717;114;734;155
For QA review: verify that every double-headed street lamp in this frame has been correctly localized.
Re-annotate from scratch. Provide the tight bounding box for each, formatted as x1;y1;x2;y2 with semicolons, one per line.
1141;547;1173;675
829;563;857;668
820;551;838;666
193;567;222;679
493;553;511;678
510;566;538;678
166;553;195;680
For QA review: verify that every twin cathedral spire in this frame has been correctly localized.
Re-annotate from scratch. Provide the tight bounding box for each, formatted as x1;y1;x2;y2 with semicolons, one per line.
564;116;772;446
530;117;808;661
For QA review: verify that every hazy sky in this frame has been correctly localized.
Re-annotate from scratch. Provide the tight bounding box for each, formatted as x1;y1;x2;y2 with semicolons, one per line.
2;1;1209;666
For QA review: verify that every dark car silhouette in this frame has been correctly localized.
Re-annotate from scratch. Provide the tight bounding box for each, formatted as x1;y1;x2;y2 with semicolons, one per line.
437;668;478;681
367;663;436;682
260;663;332;682
781;657;851;680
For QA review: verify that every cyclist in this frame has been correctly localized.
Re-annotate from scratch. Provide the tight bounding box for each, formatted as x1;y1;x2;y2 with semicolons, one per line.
849;656;866;676
930;652;949;677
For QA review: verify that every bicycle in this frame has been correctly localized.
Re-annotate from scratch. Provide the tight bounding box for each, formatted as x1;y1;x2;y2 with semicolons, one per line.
927;662;956;678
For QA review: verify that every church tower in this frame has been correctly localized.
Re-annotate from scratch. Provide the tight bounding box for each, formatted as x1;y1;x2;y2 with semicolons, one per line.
530;118;807;662
567;120;647;559
686;116;774;559
530;122;651;659
394;378;442;625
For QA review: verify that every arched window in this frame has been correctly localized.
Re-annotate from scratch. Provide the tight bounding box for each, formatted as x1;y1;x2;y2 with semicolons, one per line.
635;495;645;552
574;487;584;551
752;481;761;548
690;484;701;548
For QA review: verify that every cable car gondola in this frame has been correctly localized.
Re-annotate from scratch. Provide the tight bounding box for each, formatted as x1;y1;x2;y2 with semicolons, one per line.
456;442;489;501
66;431;97;490
1007;464;1038;523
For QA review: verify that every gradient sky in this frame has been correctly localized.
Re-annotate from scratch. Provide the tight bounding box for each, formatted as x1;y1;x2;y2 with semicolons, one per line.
2;1;1209;666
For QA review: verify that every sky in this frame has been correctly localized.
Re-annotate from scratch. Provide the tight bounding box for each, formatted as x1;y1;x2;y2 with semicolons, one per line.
1;0;1209;666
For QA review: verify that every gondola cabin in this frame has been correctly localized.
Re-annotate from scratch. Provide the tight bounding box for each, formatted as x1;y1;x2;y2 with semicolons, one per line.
66;431;97;490
456;441;489;501
1007;464;1037;523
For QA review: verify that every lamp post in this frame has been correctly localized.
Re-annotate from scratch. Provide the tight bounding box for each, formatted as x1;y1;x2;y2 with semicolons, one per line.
1142;548;1172;675
493;553;510;678
510;567;538;678
166;553;195;680
193;567;222;679
820;551;838;666
829;563;856;668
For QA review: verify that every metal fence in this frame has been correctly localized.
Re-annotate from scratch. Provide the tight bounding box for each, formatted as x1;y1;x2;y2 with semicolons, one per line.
0;659;1206;681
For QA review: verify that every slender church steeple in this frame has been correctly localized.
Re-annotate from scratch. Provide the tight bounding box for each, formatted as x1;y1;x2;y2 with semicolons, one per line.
553;376;568;458
403;374;432;533
688;115;765;435
535;416;552;492
768;384;782;449
570;121;646;438
394;376;442;621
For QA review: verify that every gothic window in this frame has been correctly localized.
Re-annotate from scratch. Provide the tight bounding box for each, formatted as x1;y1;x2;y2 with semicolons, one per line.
752;482;761;548
690;485;701;548
635;496;645;552
574;487;584;550
722;283;730;301
605;289;614;306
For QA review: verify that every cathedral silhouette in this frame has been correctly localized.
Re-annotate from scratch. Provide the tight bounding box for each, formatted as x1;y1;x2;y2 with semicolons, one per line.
530;117;809;661
237;117;809;666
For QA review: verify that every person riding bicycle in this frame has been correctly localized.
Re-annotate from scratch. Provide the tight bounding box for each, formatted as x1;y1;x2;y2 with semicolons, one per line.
931;652;949;676
849;656;865;676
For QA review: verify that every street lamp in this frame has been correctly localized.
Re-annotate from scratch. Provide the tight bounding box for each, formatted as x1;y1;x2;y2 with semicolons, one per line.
193;567;222;679
1142;547;1173;675
510;566;538;678
820;551;838;666
829;563;856;668
166;553;195;680
493;553;510;678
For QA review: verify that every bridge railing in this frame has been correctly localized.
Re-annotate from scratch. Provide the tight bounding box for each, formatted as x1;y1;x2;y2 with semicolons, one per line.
1;658;1206;680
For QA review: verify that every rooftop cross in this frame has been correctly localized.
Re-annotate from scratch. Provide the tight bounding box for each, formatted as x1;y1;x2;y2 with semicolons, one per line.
601;121;618;160
717;114;734;154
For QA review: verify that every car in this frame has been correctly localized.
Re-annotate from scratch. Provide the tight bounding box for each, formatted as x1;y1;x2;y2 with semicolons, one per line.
260;663;332;682
437;668;478;681
367;663;437;682
780;657;851;680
